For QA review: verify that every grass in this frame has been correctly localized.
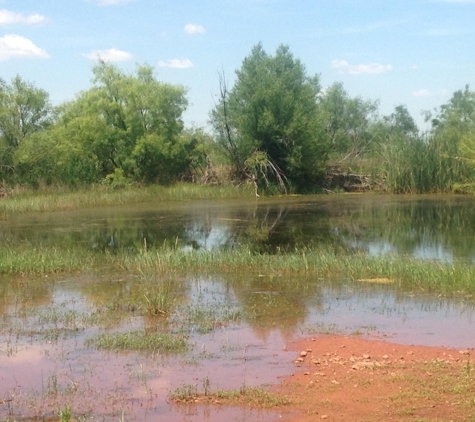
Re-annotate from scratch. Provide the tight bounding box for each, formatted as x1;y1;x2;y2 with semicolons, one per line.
84;330;189;353
57;404;73;422
3;241;475;296
124;245;475;295
184;304;243;334
169;382;293;407
4;241;475;296
386;359;475;418
0;245;97;274
0;182;254;215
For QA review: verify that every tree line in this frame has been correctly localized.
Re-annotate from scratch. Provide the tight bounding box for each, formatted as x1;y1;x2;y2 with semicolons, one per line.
1;43;475;194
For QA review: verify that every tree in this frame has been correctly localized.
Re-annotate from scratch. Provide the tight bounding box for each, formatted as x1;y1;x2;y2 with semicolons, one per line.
383;105;418;137
210;44;328;192
16;62;201;186
0;76;52;181
320;82;378;159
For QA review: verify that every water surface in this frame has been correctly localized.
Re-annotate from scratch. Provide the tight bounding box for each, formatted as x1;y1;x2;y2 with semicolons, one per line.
1;194;475;421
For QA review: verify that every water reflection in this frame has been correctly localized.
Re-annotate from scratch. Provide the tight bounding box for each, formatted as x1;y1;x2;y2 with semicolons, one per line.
3;194;475;260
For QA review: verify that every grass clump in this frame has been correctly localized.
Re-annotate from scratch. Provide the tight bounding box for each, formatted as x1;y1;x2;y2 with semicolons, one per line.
85;330;189;353
185;304;243;334
170;382;292;407
57;404;73;422
213;386;293;407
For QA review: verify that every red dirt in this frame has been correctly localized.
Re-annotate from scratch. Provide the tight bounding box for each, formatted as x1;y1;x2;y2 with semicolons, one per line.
274;335;475;422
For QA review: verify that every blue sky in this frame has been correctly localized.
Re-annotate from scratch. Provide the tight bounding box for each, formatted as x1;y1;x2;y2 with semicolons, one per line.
1;0;474;130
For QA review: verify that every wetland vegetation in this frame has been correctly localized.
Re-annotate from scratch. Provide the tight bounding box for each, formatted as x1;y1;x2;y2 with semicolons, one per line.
2;195;475;420
1;45;475;198
2;42;475;421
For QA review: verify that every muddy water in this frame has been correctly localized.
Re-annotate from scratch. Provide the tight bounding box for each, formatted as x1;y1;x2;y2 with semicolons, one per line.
2;194;475;421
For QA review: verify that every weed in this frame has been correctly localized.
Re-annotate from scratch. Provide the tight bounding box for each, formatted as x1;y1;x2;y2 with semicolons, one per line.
170;382;292;407
169;384;199;402
138;276;174;316
213;385;293;407
202;376;210;396
57;404;73;422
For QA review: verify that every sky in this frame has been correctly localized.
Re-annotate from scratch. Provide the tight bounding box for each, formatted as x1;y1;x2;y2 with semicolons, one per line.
1;0;475;131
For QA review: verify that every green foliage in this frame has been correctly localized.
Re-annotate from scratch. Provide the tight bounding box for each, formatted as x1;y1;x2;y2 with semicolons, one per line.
13;62;202;187
211;43;328;192
0;75;52;148
378;85;473;194
321;82;378;158
0;75;52;182
15;124;100;186
57;404;73;422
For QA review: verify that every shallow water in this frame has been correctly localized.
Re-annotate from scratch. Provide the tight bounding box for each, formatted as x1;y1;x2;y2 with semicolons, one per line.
3;193;475;259
2;194;475;421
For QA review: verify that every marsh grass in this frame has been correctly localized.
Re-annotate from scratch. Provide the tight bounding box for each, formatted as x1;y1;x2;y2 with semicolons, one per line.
170;382;292;407
137;272;175;316
3;240;475;295
85;330;189;353
126;246;475;295
0;183;254;215
185;304;243;334
0;244;97;274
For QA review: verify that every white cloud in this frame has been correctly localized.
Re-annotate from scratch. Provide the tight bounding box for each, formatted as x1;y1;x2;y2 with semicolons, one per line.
158;59;194;69
86;0;135;6
412;64;419;70
83;48;133;62
0;9;47;25
184;24;205;34
331;59;392;75
413;89;431;97
0;34;49;60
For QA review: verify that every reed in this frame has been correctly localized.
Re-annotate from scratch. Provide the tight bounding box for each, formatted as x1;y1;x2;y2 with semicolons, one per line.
380;133;466;193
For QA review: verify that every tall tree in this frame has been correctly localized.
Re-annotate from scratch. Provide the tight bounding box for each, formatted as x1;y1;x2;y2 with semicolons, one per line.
16;62;200;186
320;82;378;159
0;76;52;181
210;43;328;192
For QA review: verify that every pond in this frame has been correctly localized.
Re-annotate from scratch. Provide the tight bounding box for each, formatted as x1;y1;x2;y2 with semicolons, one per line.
1;193;475;421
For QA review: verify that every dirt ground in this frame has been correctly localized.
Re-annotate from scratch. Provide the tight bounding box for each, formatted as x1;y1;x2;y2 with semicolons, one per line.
275;336;475;422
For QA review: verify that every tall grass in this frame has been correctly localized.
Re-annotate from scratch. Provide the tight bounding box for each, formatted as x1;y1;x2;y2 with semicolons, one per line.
380;133;466;193
0;183;254;214
0;245;97;273
2;241;475;295
123;245;475;295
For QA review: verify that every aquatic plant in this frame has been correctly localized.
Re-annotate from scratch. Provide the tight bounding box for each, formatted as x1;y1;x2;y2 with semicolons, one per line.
85;330;189;353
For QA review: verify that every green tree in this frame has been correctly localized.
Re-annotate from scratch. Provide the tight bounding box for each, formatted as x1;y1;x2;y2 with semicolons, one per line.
210;43;328;192
16;62;201;186
320;82;378;159
383;105;418;137
0;75;52;182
